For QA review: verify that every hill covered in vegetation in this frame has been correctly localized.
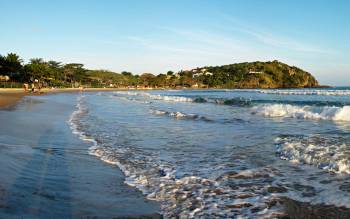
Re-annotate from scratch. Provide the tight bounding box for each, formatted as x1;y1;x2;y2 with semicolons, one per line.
191;60;319;88
0;53;319;88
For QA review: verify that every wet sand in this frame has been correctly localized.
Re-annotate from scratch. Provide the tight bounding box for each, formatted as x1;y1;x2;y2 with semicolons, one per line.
0;88;156;109
282;197;350;219
0;93;160;218
0;90;26;108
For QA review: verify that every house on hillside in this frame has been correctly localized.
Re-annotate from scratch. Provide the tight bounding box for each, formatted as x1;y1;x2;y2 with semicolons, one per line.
248;70;263;74
192;72;213;78
193;73;202;78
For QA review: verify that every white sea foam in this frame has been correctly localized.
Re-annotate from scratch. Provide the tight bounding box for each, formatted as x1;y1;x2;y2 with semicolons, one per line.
68;95;98;147
260;89;350;96
150;109;188;118
150;109;211;122
67;94;350;217
252;104;350;121
67;96;296;217
87;145;285;218
114;91;194;102
275;135;350;174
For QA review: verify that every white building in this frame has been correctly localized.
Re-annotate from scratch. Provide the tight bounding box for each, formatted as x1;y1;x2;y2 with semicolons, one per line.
192;72;213;78
248;70;263;74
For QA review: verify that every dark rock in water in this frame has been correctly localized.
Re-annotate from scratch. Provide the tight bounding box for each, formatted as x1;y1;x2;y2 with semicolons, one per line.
159;169;167;177
282;197;350;219
267;186;288;193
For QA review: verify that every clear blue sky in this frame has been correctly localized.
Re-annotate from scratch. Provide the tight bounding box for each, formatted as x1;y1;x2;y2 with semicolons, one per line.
0;0;349;85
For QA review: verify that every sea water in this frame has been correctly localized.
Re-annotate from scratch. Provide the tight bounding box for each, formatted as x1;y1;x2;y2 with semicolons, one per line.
68;88;350;218
0;93;159;218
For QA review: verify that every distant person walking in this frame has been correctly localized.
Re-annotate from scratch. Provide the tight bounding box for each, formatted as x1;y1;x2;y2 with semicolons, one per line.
38;83;42;93
31;83;35;92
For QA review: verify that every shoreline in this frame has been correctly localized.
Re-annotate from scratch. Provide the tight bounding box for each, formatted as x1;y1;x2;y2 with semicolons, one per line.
0;85;336;109
1;87;350;217
0;90;27;109
0;88;138;109
0;93;161;217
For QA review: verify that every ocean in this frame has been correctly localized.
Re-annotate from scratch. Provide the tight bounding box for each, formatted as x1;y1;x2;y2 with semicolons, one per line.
1;88;350;218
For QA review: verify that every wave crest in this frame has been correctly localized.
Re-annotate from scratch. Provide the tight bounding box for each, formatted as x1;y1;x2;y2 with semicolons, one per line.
260;89;350;96
252;104;350;121
150;109;212;122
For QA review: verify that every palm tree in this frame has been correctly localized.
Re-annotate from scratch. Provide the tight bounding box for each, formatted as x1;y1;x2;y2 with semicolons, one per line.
48;61;63;80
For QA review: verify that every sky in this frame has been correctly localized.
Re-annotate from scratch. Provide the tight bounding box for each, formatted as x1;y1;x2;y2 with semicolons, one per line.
0;0;349;85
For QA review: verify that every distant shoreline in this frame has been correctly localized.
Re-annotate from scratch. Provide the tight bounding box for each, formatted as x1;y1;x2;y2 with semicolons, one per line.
0;85;334;109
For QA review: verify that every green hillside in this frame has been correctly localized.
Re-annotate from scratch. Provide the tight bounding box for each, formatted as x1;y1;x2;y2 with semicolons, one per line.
190;60;319;88
0;52;320;89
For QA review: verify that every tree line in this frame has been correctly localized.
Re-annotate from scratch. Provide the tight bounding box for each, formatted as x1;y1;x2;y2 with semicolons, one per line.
0;53;200;88
0;52;318;89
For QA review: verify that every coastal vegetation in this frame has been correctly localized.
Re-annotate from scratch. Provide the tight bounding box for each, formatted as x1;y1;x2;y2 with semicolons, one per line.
0;53;319;88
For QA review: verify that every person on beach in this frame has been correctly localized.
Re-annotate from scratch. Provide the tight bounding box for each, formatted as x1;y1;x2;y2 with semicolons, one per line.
31;83;35;92
23;83;28;92
38;83;42;93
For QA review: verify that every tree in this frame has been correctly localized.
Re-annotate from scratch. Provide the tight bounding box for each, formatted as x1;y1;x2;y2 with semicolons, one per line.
63;63;85;86
0;53;23;80
121;71;132;77
24;58;48;82
0;55;6;75
140;73;156;87
47;61;63;80
154;74;167;87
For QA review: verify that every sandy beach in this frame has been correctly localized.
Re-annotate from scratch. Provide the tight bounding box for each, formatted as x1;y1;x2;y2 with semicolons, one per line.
0;88;137;109
0;89;27;108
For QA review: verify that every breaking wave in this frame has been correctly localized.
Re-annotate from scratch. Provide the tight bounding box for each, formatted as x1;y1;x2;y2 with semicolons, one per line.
150;109;212;122
252;104;350;121
260;89;350;96
67;95;98;147
113;91;254;106
88;145;285;218
113;91;193;102
113;91;350;108
68;95;286;218
275;135;350;174
67;91;350;218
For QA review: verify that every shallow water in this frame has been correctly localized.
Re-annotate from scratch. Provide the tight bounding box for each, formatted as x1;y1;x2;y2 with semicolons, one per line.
0;94;159;218
2;88;350;218
68;88;350;218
